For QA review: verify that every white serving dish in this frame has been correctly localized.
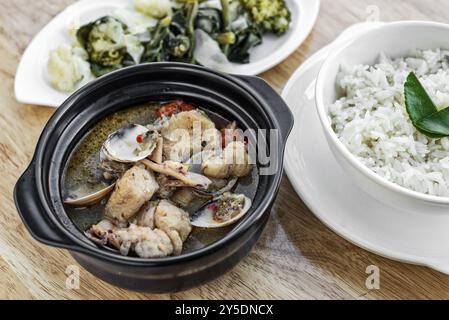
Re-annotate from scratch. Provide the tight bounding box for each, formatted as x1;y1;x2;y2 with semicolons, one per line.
15;0;320;107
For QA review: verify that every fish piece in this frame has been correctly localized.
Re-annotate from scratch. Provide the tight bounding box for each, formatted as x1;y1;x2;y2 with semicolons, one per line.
154;200;192;242
105;165;159;223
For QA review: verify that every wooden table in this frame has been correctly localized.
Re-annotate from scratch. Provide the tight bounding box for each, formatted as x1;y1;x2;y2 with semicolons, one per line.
2;0;449;300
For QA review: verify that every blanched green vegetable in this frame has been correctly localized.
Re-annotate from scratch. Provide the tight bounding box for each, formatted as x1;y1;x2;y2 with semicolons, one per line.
194;0;261;63
168;35;191;57
77;17;126;66
228;25;261;63
226;0;262;63
49;0;292;92
140;1;198;63
141;16;172;62
76;16;142;77
195;7;222;35
216;32;236;45
240;0;291;35
185;0;199;63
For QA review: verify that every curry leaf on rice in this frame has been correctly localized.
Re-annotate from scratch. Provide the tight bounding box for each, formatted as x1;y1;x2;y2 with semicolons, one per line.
404;72;449;138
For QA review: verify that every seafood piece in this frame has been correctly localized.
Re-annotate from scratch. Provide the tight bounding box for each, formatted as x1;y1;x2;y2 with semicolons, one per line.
99;146;132;180
193;177;238;198
162;110;216;137
164;229;183;256
186;152;238;197
103;124;159;163
201;141;252;179
162;128;222;162
116;225;174;258
86;219;121;247
191;192;252;228
221;121;244;148
224;141;252;177
163;136;191;163
89;200;190;257
161;110;218;161
155;200;192;242
202;128;222;152
133;201;157;228
155;174;178;199
87;220;174;258
141;159;212;190
134;199;192;256
202;154;231;179
64;183;115;206
105;165;159;223
150;136;163;164
171;188;196;207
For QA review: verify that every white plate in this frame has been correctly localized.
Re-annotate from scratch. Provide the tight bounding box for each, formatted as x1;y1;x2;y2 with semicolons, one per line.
282;23;449;275
15;0;320;107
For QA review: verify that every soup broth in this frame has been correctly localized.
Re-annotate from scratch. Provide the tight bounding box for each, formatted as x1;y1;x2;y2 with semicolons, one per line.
63;101;258;257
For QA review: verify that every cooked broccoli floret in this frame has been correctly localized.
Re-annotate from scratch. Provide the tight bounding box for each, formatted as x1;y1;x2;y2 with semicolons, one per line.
240;0;291;35
78;17;128;67
216;32;236;45
168;35;191;57
76;16;142;76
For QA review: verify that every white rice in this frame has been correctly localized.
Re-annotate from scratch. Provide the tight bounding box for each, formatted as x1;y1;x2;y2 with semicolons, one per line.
329;49;449;197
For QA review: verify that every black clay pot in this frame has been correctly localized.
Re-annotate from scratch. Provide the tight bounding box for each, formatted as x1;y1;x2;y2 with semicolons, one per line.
14;62;293;293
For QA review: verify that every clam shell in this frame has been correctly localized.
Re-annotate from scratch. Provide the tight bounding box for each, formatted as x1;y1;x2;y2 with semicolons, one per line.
103;124;159;163
193;177;238;198
191;193;252;228
64;183;115;206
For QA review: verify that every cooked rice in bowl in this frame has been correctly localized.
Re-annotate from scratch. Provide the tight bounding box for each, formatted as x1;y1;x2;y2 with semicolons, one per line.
329;49;449;197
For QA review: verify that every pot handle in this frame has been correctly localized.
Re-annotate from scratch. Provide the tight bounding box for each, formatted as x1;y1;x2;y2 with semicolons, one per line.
14;162;75;250
234;75;294;143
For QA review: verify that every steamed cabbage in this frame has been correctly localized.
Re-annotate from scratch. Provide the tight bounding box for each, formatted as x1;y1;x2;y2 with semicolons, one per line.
112;8;158;35
47;44;92;92
194;29;232;73
124;34;144;64
134;0;173;18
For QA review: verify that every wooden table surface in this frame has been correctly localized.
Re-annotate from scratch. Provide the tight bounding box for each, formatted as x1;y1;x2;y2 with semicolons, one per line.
2;0;449;300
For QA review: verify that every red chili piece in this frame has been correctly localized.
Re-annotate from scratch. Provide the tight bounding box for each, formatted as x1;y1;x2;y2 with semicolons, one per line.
155;100;195;118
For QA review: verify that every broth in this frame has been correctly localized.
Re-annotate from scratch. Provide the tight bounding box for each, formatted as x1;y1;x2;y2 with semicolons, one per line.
63;102;259;256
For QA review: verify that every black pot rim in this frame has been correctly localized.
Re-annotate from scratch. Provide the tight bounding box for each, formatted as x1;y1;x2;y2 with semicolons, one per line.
25;62;292;267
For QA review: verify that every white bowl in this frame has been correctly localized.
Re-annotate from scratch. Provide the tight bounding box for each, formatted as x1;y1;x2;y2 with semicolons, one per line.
315;21;449;214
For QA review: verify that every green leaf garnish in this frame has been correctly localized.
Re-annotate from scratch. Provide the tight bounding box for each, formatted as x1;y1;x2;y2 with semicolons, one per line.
404;72;449;138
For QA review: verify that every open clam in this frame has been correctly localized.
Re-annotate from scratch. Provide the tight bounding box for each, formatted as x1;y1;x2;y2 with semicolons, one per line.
191;192;252;228
103;124;159;163
64;183;115;206
193;177;238;198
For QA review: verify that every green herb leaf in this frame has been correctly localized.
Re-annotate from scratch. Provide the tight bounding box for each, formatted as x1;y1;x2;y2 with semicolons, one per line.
415;108;449;138
404;72;449;138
